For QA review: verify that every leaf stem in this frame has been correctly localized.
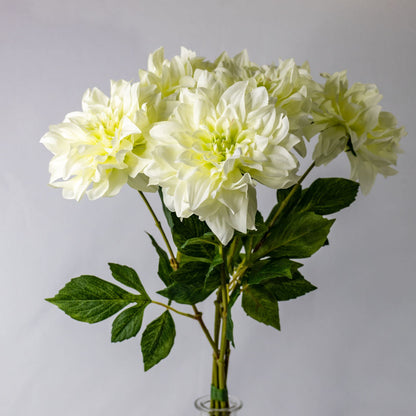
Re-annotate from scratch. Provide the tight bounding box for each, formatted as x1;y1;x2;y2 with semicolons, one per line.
151;300;196;319
138;191;179;270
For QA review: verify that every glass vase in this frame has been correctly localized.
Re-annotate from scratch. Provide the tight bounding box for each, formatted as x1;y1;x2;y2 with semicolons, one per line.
194;395;243;415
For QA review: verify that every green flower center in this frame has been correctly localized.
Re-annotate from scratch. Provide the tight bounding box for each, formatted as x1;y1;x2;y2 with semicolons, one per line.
210;135;237;162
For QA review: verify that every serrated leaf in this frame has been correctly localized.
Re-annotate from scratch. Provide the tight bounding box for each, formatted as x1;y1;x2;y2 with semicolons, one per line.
204;252;223;290
181;232;218;250
109;263;149;299
242;284;280;330
157;262;215;304
46;275;137;323
173;215;210;247
158;279;214;305
141;311;176;371
264;271;317;301
178;230;217;260
245;258;301;285
299;178;359;215
170;261;210;283
111;299;150;342
147;233;173;286
257;211;334;260
176;252;212;265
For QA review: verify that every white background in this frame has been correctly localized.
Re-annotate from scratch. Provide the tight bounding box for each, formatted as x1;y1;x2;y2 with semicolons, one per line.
1;0;415;415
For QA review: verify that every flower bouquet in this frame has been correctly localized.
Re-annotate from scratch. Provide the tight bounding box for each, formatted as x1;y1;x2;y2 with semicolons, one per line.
41;48;405;414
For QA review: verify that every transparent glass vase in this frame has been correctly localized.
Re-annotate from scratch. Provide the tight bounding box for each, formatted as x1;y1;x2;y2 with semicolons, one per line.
194;395;243;415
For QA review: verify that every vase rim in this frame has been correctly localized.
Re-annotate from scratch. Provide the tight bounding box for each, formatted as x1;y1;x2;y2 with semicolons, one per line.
194;395;243;412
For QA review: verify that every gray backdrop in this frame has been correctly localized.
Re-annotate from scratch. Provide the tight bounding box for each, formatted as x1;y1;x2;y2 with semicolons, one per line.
1;0;415;415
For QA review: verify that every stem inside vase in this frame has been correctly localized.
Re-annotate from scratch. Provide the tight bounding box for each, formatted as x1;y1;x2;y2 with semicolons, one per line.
195;395;243;415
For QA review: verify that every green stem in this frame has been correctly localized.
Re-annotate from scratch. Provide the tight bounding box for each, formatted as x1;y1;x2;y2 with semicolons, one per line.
192;304;219;358
151;300;197;319
225;235;239;274
211;291;222;412
138;191;179;270
218;246;230;409
269;161;315;228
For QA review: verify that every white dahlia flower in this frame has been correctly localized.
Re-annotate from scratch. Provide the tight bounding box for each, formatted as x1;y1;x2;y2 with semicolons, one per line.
213;51;317;156
139;47;214;99
305;71;406;193
252;59;317;155
144;75;300;244
40;80;156;201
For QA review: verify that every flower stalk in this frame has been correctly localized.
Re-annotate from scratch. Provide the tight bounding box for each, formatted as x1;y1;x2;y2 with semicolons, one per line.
138;190;178;270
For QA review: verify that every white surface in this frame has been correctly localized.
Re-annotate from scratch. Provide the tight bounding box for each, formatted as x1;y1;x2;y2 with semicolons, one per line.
1;0;415;415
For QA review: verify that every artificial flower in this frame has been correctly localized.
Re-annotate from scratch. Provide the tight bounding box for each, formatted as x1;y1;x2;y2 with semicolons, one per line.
41;80;156;201
305;71;406;193
139;47;214;99
144;74;300;244
214;52;317;156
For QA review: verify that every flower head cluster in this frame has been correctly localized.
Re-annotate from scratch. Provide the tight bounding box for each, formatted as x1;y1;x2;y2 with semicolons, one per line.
41;48;406;242
305;71;406;193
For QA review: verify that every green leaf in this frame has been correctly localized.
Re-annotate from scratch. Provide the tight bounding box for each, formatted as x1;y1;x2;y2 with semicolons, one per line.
158;261;215;304
157;281;212;304
176;252;212;265
264;271;317;301
141;311;176;371
178;230;218;260
181;232;218;250
46;275;137;323
257;211;334;259
173;215;210;247
111;299;150;342
242;284;280;330
109;263;149;299
147;233;173;286
204;252;223;290
170;261;210;283
158;279;214;305
299;178;359;215
245;258;301;285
